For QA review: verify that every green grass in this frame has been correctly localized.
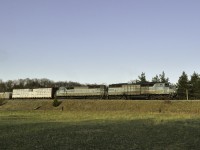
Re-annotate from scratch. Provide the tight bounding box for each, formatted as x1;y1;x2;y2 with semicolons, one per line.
1;100;200;149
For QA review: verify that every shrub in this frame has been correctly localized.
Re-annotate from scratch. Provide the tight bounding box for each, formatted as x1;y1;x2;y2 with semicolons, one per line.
52;99;62;107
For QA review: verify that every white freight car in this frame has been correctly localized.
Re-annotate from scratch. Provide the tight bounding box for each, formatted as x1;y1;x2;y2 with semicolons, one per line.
12;89;32;99
33;88;53;98
12;88;54;99
0;92;12;99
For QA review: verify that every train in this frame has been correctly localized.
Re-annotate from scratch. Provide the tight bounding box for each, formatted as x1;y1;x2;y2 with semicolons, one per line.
0;82;177;100
0;92;12;99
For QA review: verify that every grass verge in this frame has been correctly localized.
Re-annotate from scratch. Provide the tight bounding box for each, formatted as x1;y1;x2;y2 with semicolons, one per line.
1;100;200;149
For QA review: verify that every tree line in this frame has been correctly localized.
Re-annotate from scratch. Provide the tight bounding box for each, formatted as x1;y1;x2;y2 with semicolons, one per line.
1;71;200;99
137;71;200;100
0;78;81;92
177;72;200;100
135;71;169;83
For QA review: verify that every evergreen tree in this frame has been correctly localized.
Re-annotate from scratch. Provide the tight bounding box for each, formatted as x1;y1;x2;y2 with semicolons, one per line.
152;72;169;83
159;71;169;83
189;72;200;99
138;72;147;83
177;71;189;99
152;75;160;82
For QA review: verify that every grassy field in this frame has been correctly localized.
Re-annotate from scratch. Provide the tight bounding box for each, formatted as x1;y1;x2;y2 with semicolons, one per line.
1;100;200;149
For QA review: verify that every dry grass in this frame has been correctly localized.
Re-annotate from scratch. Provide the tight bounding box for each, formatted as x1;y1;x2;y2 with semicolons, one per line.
2;99;200;114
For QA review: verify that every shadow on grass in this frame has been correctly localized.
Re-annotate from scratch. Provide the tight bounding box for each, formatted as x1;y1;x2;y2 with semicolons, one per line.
1;118;200;150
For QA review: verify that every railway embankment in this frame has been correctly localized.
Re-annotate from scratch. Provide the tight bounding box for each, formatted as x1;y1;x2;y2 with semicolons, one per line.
1;99;200;114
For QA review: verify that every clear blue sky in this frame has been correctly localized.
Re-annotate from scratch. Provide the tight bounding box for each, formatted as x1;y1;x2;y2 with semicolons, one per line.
0;0;199;84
